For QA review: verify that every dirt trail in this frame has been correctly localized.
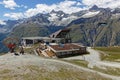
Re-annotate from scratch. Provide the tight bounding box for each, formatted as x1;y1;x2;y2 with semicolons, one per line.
87;47;120;68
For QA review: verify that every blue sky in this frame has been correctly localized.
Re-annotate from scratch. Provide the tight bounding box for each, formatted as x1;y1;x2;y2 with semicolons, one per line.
0;0;120;24
0;0;83;20
0;0;70;20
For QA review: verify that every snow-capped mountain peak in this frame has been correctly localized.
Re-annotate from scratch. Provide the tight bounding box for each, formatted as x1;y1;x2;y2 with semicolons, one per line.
82;11;100;18
89;5;99;11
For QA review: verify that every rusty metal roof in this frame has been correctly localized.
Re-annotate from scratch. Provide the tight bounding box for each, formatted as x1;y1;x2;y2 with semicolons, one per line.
49;43;82;52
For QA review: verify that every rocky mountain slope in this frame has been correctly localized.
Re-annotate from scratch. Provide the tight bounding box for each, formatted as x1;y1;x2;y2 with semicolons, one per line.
7;6;102;38
68;6;120;46
8;10;84;38
10;6;120;47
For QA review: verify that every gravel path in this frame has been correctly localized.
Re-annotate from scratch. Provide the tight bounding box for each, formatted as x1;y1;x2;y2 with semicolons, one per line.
64;47;101;68
87;47;120;68
64;47;120;68
98;61;120;68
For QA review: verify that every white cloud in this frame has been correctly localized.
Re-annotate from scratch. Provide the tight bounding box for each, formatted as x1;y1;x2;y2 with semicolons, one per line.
82;0;120;9
1;0;19;10
0;20;6;25
4;0;120;20
57;0;82;13
4;13;24;20
24;0;83;18
24;4;51;18
4;0;83;19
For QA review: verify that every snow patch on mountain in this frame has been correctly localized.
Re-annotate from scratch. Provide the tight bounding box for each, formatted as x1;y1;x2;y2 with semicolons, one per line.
48;11;80;26
82;11;100;18
48;13;59;21
111;13;120;19
59;16;78;26
48;14;79;26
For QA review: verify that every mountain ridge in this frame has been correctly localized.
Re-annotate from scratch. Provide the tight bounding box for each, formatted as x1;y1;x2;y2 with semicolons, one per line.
1;5;120;52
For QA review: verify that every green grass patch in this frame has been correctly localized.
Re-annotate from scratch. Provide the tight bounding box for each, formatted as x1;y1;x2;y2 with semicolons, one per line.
94;47;120;62
0;69;11;74
95;47;120;52
0;76;14;80
63;60;88;67
93;66;120;76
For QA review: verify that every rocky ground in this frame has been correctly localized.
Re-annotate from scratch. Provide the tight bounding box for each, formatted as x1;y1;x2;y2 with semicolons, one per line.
0;53;115;80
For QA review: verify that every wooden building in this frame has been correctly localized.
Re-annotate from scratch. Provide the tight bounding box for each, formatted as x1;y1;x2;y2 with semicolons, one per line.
50;28;72;43
20;29;87;58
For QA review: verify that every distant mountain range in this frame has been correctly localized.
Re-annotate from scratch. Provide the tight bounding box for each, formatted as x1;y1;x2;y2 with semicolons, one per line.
68;6;120;46
0;5;120;52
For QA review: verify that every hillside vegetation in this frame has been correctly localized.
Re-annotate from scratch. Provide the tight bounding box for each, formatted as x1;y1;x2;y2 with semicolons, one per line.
95;47;120;62
68;10;120;46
